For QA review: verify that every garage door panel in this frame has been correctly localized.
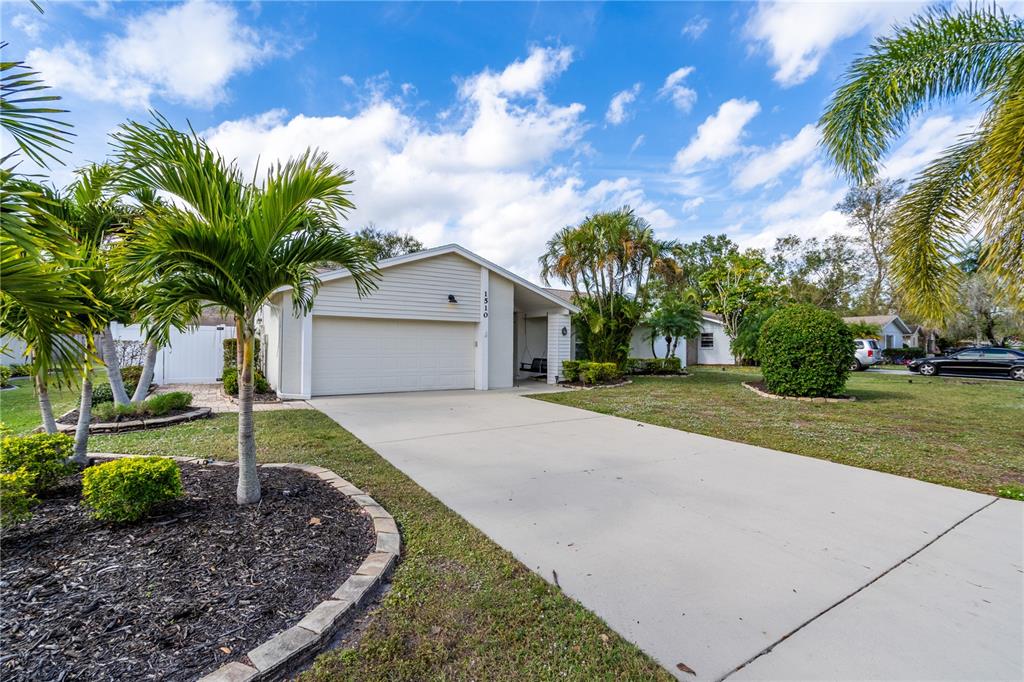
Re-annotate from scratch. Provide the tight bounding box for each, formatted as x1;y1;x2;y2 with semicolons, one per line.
312;317;475;396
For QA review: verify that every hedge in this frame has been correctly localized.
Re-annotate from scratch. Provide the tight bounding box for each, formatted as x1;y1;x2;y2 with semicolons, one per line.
758;304;854;398
92;391;193;422
624;357;682;375
223;338;262;370
0;366;11;388
0;433;74;492
881;347;925;363
221;368;270;395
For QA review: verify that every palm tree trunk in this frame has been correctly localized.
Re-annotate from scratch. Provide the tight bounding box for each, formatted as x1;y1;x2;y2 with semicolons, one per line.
99;327;130;406
36;372;58;434
650;334;658;358
236;327;261;505
131;340;159;403
72;377;92;466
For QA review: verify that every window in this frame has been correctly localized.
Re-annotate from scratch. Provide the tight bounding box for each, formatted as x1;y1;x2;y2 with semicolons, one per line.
982;349;1013;359
884;334;894;349
957;350;983;359
855;340;865;348
700;333;714;349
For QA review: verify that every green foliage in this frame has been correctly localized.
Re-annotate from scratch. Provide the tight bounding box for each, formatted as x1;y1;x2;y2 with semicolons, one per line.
561;360;581;382
92;377;140;405
0;432;74;492
573;294;645;364
353;224;423;261
730;306;780;365
700;249;783;357
578;362;621;385
645;295;701;358
625;357;682;375
846;321;883;338
121;364;143;388
819;5;1024;322
669;234;739;309
758;305;855;397
8;363;30;377
881;347;926;363
221;368;270;395
81;457;183;522
0;366;11;387
92;392;193;422
0;467;38;527
222;338;262;369
997;484;1024;501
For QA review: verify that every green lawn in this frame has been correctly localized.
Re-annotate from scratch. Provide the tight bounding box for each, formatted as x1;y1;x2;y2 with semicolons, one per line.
0;377;82;434
535;368;1024;496
89;410;671;681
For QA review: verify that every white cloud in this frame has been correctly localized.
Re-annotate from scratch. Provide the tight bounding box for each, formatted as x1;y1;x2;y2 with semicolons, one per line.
81;1;112;19
881;114;980;180
681;16;709;39
734;123;819;190
202;48;672;281
11;12;44;40
744;2;923;87
673;98;760;171
339;74;356;87
682;197;705;212
28;0;272;108
606;83;642;125
657;66;697;113
629;134;646;155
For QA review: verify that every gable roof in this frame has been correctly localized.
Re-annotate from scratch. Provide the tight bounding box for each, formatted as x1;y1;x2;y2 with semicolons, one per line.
842;314;913;334
298;244;580;313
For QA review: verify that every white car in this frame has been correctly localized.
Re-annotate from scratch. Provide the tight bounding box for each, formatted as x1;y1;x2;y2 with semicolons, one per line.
851;338;881;371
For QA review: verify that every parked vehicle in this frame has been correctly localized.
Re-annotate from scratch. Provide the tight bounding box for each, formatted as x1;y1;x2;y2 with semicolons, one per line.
908;347;1024;380
850;338;882;371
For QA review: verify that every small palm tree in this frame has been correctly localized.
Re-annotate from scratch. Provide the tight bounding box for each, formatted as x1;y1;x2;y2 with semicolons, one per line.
819;5;1024;323
113;115;376;505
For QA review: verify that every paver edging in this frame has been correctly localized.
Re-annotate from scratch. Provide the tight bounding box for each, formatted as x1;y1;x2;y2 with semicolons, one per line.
741;381;857;403
86;452;401;682
47;406;214;434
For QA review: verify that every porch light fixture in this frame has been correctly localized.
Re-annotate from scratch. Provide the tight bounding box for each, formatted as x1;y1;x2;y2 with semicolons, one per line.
448;294;458;303
561;326;568;336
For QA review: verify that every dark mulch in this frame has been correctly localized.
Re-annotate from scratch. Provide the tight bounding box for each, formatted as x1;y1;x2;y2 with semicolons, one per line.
57;407;200;425
0;462;375;681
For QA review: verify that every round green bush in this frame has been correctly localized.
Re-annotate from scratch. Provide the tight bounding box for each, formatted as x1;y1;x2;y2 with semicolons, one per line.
81;457;183;522
757;304;854;397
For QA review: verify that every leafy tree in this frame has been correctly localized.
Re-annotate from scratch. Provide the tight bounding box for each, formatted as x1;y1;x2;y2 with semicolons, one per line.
353;224;424;260
846;321;883;339
670;234;738;309
730;305;780;365
114;115;377;505
699;249;781;360
540;206;673;363
771;234;865;312
820;5;1024;322
645;293;701;358
835;179;904;313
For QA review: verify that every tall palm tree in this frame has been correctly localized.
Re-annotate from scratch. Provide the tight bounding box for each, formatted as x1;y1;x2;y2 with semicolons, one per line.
819;5;1024;323
113;115;377;505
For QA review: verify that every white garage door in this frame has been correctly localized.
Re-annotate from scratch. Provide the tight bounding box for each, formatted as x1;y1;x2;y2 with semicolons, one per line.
312;317;476;396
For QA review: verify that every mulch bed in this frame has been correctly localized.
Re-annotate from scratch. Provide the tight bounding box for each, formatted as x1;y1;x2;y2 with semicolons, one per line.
0;461;375;681
745;380;855;402
57;407;198;425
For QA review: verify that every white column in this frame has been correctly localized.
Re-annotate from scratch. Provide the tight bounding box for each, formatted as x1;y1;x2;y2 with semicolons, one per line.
546;311;571;384
299;311;313;399
475;267;489;390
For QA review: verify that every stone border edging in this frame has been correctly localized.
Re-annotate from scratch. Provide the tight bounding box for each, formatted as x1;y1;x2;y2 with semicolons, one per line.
559;378;634;391
88;452;400;682
219;389;283;407
742;381;856;403
50;407;213;434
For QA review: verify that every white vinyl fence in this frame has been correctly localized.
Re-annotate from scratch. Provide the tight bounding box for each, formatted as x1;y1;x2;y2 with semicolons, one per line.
111;323;235;384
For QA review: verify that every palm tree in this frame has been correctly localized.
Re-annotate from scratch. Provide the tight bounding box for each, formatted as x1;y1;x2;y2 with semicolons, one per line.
819;5;1024;323
113;115;377;505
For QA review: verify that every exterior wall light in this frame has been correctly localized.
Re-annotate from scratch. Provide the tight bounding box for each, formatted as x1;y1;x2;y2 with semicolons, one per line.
448;294;458;303
561;326;568;336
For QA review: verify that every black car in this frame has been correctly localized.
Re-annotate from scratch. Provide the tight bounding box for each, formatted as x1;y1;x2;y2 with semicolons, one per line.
908;347;1024;380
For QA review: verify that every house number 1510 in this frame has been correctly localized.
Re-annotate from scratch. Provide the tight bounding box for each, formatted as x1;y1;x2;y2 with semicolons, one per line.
482;291;488;318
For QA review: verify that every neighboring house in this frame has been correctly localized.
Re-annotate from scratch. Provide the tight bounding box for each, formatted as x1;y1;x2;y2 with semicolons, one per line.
842;314;914;349
262;244;579;398
629;312;735;366
906;324;940;353
0;335;29;366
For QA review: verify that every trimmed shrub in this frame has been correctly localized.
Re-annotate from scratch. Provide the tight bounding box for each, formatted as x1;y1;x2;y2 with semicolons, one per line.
92;377;141;405
144;391;192;416
222;367;270;395
8;363;31;377
121;365;144;388
82;457;184;522
758;304;854;398
561;360;581;382
0;433;74;492
580;362;620;385
625;357;683;375
0;366;11;387
0;467;38;527
222;338;261;370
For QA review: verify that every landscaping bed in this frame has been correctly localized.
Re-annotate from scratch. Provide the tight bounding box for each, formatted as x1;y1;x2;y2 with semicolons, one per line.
743;380;855;402
0;461;375;681
57;406;200;425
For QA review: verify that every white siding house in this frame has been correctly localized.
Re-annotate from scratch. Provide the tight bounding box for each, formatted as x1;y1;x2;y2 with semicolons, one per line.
629;313;735;366
263;245;578;398
842;315;914;349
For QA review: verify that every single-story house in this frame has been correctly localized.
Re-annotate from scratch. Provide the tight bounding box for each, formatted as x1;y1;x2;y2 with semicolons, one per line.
629;313;735;365
905;324;940;353
261;244;579;398
842;314;914;349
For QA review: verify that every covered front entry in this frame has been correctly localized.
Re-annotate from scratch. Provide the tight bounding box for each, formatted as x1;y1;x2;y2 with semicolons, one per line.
311;317;476;396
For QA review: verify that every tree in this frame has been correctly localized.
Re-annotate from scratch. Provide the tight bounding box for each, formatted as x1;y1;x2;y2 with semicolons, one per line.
699;249;781;361
353;224;424;260
820;5;1024;323
835;179;904;314
771;234;865;312
645;294;701;358
846;321;882;339
114;114;377;505
539;207;672;363
670;234;738;309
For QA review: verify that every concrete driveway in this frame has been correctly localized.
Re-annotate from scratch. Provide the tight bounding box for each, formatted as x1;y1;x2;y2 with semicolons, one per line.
311;388;1023;681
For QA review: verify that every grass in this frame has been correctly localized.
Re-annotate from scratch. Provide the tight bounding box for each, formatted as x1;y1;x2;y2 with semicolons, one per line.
90;410;672;681
0;376;82;435
535;368;1024;496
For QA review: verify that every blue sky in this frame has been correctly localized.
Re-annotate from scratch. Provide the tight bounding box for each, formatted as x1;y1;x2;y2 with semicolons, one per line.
2;0;1007;280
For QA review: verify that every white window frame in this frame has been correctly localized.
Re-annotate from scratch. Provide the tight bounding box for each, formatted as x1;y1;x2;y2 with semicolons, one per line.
700;332;715;349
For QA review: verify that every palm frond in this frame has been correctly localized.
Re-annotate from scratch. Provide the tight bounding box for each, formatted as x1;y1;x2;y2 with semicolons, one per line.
0;46;74;168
